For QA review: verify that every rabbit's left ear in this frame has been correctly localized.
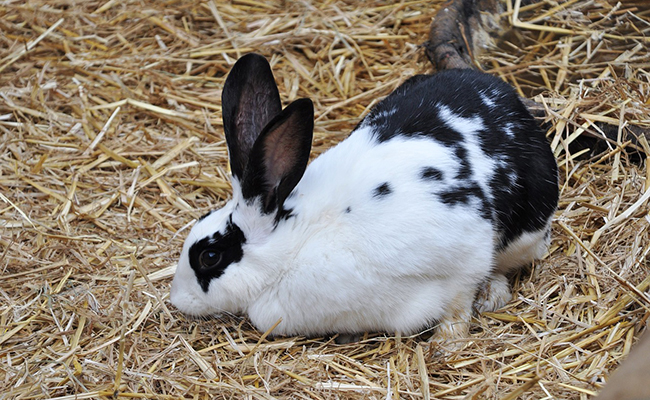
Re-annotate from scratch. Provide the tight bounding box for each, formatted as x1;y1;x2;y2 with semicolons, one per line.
222;53;282;181
241;98;314;214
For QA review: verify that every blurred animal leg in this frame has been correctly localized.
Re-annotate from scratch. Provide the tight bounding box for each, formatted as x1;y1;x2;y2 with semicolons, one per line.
474;273;511;314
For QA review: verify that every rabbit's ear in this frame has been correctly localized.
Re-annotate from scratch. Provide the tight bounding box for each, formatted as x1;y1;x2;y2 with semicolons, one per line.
222;53;282;180
242;98;314;214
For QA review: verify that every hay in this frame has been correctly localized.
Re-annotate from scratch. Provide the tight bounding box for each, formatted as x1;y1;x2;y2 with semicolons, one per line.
1;0;649;399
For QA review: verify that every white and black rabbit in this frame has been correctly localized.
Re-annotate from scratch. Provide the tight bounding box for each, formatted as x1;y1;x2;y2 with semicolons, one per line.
170;53;558;340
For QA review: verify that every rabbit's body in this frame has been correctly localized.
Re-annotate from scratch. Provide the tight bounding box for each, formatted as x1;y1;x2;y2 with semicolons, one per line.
245;130;496;336
170;54;558;339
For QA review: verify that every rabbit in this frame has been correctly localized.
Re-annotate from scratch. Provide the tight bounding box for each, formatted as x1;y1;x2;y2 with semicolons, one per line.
169;53;558;341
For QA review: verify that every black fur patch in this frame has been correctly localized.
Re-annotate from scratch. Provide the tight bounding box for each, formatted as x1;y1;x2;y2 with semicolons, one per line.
490;157;557;250
275;206;295;223
420;166;444;181
438;183;492;220
373;182;392;198
454;146;472;180
188;217;246;292
439;184;483;205
345;206;352;213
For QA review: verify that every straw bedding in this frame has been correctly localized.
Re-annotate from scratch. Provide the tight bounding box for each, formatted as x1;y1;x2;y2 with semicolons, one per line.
1;0;649;399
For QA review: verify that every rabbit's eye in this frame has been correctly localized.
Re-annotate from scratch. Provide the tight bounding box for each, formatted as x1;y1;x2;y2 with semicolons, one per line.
199;249;222;269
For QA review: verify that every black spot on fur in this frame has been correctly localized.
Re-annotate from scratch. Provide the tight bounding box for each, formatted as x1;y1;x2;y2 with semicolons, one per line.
454;146;472;180
345;206;352;213
275;206;295;223
439;184;483;205
420;166;443;181
439;183;492;220
373;182;392;198
189;217;246;292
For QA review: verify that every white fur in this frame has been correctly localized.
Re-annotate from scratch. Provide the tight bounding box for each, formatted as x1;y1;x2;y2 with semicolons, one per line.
480;93;496;108
503;122;515;138
171;126;497;336
495;223;551;274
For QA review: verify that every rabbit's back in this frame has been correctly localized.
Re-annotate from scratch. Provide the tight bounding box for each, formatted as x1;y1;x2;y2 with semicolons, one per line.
355;69;558;266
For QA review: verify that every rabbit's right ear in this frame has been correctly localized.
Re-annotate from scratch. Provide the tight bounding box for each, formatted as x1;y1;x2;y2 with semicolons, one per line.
222;53;282;180
242;98;314;214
